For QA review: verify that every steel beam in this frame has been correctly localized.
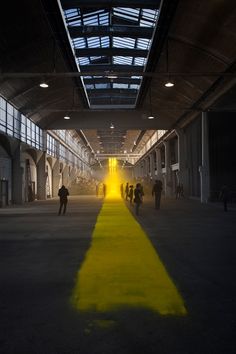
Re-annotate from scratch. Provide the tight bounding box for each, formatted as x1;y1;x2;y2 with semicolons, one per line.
75;48;148;57
69;25;153;39
83;77;141;84
61;0;160;10
80;65;144;72
1;72;235;79
87;88;138;96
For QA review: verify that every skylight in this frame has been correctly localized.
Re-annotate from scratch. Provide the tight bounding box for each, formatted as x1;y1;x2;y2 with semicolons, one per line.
61;3;160;108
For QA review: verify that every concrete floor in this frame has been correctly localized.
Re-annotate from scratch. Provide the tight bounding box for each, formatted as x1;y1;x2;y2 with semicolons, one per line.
0;196;235;354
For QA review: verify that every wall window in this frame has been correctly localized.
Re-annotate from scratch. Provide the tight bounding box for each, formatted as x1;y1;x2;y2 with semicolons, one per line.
0;95;43;150
47;134;57;157
0;97;6;133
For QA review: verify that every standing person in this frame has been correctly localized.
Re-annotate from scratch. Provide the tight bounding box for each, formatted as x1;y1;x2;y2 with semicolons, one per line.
152;179;163;210
120;183;124;198
180;183;184;198
129;185;134;205
219;185;230;212
134;183;143;215
125;182;129;200
58;185;69;215
103;183;107;198
176;184;181;199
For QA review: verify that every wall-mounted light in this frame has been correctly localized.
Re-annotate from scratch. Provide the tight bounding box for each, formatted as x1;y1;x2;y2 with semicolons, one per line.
110;123;114;129
64;115;70;120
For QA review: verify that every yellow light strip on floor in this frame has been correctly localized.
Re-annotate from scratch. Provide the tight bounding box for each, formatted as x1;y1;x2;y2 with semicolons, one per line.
71;197;187;315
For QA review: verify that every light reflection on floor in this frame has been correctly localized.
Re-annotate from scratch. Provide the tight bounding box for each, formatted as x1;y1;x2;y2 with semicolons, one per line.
71;160;187;315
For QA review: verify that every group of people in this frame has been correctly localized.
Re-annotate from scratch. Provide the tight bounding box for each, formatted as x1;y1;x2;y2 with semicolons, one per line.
120;182;145;215
121;180;164;215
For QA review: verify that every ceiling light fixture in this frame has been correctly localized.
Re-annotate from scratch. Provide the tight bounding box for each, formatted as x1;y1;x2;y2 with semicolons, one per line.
164;37;174;88
39;82;49;88
148;86;155;120
165;81;174;88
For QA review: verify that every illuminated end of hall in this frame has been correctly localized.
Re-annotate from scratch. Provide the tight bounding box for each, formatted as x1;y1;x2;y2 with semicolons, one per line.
105;158;121;199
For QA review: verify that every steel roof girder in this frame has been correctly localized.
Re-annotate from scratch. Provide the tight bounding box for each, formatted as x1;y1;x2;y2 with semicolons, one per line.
68;25;153;39
75;47;148;57
61;0;161;10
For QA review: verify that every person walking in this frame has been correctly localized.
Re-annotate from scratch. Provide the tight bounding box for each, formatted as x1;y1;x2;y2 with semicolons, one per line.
103;183;107;198
58;185;69;215
134;183;143;215
175;184;181;199
152;179;163;210
219;185;230;212
129;185;134;205
125;182;129;200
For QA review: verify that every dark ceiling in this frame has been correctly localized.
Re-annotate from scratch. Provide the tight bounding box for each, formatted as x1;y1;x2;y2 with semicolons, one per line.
0;0;236;155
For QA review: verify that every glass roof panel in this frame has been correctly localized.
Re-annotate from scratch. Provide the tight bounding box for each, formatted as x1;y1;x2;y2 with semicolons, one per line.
113;83;129;89
134;57;147;66
77;57;89;65
113;37;135;49
137;38;151;50
113;56;133;65
130;84;140;90
113;7;140;23
73;38;86;49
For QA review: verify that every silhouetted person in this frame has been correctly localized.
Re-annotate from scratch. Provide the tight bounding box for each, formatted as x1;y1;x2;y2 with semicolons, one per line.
96;183;99;197
152;179;162;209
176;184;181;199
125;182;129;200
140;184;144;198
120;183;124;198
103;183;107;198
58;185;69;215
129;185;134;205
180;183;184;198
134;183;142;215
219;185;230;212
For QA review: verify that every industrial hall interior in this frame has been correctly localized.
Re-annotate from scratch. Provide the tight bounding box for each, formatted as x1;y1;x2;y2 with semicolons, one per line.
0;0;236;353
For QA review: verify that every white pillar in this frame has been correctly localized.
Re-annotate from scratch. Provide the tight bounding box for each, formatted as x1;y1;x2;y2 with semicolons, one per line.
199;112;210;203
52;159;60;197
37;152;47;200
